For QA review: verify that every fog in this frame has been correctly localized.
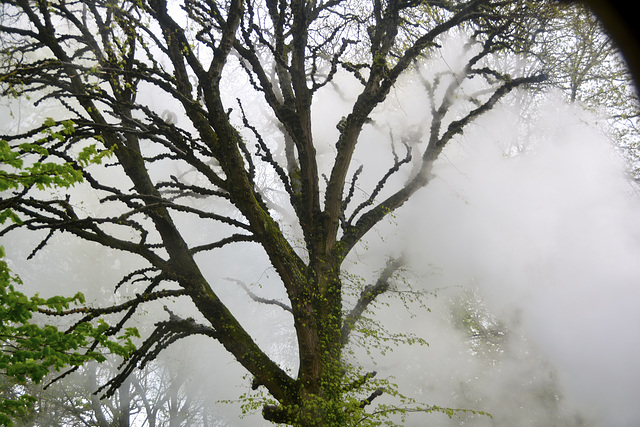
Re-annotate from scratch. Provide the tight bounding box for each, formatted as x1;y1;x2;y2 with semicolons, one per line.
2;34;640;426
395;92;640;425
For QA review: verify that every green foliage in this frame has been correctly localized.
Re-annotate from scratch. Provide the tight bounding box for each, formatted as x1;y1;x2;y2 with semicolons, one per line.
77;143;117;167
0;118;115;226
0;118;84;191
0;140;83;192
0;394;35;427
0;118;119;194
0;247;138;426
0;0;612;425
0;118;129;425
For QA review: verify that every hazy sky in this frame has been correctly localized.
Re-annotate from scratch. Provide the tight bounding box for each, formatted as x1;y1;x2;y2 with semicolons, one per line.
393;90;640;425
2;32;640;427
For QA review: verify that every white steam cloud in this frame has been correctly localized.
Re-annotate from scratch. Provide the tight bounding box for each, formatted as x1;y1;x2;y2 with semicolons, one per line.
2;34;640;427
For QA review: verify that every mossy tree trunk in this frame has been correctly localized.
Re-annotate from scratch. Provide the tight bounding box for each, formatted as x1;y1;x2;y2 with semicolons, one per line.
0;0;554;424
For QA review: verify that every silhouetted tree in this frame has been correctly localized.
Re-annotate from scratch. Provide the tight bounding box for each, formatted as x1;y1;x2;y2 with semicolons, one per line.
0;0;551;425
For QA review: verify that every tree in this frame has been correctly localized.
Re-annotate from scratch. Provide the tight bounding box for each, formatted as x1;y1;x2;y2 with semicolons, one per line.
0;249;134;427
0;138;137;426
7;358;225;427
533;3;640;178
0;0;552;425
0;137;218;426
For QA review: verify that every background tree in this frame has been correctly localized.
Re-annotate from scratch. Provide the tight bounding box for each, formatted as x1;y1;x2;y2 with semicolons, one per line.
0;0;562;425
0;137;137;426
0;137;220;427
5;358;224;427
534;2;640;179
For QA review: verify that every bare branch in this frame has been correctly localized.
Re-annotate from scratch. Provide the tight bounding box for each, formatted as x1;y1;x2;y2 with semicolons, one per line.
225;277;292;313
96;312;219;399
341;257;404;346
338;71;547;259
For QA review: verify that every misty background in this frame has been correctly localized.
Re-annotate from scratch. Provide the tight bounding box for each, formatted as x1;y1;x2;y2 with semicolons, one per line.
2;30;640;426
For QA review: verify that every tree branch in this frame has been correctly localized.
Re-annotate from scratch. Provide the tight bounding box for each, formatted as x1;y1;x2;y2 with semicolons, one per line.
341;257;404;346
225;277;293;313
338;71;547;259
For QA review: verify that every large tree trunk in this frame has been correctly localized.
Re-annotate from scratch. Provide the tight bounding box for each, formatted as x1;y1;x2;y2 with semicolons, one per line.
264;258;347;426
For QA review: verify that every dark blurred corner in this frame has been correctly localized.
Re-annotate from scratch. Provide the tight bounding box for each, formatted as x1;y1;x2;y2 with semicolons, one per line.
578;0;640;90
